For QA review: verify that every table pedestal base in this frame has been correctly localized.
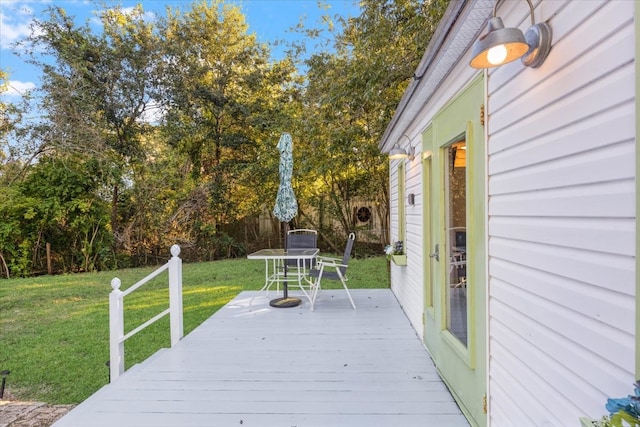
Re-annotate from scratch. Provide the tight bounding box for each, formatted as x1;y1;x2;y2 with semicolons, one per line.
269;297;302;308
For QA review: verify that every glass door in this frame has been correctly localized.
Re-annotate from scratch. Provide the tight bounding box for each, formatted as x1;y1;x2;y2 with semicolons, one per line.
445;139;468;345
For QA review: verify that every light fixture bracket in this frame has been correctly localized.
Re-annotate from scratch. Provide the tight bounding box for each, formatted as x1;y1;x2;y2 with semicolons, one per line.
407;146;416;161
521;22;552;68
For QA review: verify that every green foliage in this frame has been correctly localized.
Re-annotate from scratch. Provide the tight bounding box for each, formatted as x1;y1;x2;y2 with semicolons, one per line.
158;0;301;228
0;256;389;403
611;411;640;427
0;156;112;276
2;0;448;276
0;70;23;160
610;411;640;427
25;4;162;159
21;4;167;264
298;0;448;242
603;382;640;427
590;381;640;426
595;412;640;427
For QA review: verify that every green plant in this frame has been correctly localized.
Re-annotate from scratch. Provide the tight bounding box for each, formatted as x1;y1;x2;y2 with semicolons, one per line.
604;385;640;426
588;381;640;427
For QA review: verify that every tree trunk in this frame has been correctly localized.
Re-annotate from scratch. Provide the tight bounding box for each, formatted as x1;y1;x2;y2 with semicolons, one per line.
111;183;119;266
0;251;9;279
46;242;52;275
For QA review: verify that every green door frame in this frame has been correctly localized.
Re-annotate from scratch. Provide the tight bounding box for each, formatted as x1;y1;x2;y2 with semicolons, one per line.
423;126;436;356
423;73;487;427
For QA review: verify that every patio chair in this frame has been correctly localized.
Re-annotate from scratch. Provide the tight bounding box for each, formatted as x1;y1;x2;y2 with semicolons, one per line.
286;229;318;270
449;227;466;288
281;229;318;296
309;232;356;311
450;250;467;288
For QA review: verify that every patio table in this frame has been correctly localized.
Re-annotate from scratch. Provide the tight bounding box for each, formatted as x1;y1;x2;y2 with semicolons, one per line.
247;248;319;307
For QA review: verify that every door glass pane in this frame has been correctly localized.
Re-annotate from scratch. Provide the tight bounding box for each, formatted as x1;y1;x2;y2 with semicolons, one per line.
445;138;467;346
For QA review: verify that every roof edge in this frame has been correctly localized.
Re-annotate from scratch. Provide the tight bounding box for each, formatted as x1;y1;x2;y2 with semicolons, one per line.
379;0;472;151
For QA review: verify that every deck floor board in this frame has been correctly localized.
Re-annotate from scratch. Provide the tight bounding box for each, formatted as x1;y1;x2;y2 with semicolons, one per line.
53;289;470;427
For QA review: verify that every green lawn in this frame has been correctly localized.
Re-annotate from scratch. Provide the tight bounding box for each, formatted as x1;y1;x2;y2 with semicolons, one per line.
0;256;389;404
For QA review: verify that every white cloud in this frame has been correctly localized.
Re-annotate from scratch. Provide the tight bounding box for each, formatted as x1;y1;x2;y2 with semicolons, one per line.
0;2;35;49
111;6;157;22
0;15;32;50
5;80;36;96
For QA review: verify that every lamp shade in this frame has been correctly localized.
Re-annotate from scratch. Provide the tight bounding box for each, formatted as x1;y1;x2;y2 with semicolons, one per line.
470;17;529;68
388;143;408;159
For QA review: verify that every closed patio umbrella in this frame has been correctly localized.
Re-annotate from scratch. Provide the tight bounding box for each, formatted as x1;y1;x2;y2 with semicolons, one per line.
271;132;300;307
273;132;298;224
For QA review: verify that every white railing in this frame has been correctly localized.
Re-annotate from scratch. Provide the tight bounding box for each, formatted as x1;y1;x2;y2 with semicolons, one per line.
109;244;183;382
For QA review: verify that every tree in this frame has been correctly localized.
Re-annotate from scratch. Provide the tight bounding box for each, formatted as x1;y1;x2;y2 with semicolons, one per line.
0;70;33;172
0;155;112;276
0;0;450;276
0;69;32;276
22;5;164;262
0;71;15;163
157;0;302;253
299;0;448;245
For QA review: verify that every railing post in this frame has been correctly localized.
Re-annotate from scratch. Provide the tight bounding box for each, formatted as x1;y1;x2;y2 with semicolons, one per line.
168;244;183;346
109;278;124;382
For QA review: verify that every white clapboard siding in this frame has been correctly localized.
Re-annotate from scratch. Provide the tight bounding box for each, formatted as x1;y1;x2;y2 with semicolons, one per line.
52;290;469;427
389;160;401;243
486;1;636;425
396;155;426;336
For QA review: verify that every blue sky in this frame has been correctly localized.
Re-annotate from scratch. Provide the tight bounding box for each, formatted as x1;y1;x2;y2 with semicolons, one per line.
0;0;359;98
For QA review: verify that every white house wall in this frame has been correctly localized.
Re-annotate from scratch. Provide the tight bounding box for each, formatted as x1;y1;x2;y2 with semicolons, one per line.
389;152;428;338
486;1;636;425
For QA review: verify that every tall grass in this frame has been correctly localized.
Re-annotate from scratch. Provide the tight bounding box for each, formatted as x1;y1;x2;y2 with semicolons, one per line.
0;256;389;404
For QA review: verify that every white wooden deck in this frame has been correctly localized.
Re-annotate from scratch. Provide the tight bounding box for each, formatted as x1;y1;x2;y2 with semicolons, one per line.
53;289;469;426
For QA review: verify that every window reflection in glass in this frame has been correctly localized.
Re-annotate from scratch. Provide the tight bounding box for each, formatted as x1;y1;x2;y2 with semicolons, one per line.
445;139;467;346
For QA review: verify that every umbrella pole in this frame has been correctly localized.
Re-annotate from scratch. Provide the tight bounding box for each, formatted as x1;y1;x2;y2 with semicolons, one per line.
283;221;288;299
270;132;301;308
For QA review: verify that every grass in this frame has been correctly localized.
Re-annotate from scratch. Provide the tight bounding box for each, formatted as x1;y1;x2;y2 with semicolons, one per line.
0;255;389;404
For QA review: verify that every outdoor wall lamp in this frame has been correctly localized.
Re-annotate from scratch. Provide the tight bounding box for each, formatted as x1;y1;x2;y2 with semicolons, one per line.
469;0;552;69
388;135;415;161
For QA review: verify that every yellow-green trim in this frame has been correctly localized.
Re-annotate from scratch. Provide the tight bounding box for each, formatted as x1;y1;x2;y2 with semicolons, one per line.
465;119;477;370
391;254;407;266
430;73;486;427
423;126;434;310
441;328;471;364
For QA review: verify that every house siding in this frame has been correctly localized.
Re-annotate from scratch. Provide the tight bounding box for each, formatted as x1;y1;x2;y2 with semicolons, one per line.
390;153;426;337
486;1;636;425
